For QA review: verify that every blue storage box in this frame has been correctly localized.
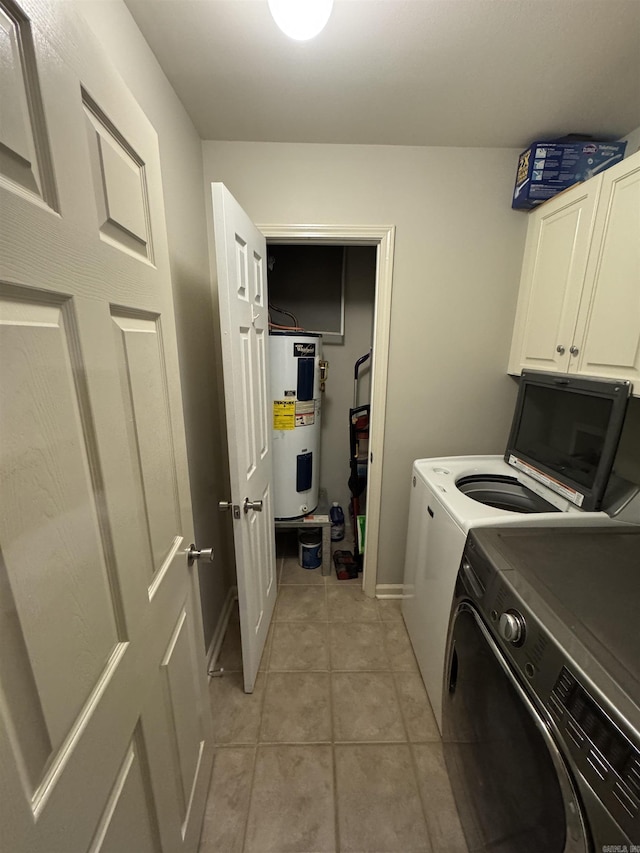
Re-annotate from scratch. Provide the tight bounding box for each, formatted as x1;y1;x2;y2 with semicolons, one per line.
512;139;627;210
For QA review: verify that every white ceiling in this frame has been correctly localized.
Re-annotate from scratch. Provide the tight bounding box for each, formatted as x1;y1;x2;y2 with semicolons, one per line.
124;0;640;148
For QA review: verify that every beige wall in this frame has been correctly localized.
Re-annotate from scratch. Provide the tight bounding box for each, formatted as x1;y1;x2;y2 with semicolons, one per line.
622;125;640;156
616;399;640;486
78;0;233;649
202;142;528;585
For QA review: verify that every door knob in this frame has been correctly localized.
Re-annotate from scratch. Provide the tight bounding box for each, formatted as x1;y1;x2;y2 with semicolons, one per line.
243;498;263;514
556;344;565;355
570;345;579;356
187;544;214;567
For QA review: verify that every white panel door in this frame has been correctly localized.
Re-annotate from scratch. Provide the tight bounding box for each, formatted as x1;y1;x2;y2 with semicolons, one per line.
213;183;277;694
0;1;213;851
573;151;640;383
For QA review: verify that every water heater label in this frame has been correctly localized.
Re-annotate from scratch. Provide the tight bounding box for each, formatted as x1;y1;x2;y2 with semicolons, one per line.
273;400;295;430
294;343;316;357
295;401;315;427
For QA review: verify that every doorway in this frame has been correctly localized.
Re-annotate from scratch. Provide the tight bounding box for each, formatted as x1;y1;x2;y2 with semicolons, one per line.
259;224;395;598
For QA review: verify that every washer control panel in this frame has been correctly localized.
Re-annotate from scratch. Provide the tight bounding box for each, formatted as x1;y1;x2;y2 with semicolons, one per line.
548;668;640;841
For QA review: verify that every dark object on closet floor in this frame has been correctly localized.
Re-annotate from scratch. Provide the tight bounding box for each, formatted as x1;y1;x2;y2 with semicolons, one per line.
333;550;358;580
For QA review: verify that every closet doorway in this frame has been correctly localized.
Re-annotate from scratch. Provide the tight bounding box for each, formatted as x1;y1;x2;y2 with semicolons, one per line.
260;224;395;597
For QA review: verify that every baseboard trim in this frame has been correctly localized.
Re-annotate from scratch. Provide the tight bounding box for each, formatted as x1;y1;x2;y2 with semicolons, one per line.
206;585;238;678
375;583;404;599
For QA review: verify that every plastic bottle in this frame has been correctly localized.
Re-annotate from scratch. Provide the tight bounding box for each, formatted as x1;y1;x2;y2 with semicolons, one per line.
330;502;345;541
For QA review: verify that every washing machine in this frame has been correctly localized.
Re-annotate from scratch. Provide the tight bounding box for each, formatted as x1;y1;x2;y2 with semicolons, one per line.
402;454;635;734
403;371;639;733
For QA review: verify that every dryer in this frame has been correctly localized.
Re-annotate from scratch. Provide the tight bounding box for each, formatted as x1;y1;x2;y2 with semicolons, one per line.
442;526;640;851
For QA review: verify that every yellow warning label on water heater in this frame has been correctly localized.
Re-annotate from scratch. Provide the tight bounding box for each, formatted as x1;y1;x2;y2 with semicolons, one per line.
273;400;296;430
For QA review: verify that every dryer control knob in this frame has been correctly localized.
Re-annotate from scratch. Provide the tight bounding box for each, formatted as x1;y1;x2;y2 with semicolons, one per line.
499;611;525;645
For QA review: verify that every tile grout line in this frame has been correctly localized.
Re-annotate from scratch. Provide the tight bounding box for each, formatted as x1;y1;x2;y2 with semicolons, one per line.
325;568;344;852
380;618;411;745
407;740;436;853
389;615;436;853
376;607;436;848
240;583;277;853
238;744;259;853
272;566;340;850
328;604;341;852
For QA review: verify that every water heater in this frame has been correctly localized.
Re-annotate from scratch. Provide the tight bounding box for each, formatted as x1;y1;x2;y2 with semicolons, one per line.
270;332;322;519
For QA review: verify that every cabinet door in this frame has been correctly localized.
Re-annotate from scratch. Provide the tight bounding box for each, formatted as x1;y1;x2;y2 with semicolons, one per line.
507;181;601;375
572;151;640;388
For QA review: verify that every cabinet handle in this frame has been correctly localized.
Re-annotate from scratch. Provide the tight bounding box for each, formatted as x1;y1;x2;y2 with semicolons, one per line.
570;345;579;356
556;344;565;355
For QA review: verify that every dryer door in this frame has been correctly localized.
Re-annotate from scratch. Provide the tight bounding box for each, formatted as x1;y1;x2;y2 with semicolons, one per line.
442;602;589;853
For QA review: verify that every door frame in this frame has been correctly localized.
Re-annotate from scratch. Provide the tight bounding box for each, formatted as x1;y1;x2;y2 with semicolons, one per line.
258;223;395;598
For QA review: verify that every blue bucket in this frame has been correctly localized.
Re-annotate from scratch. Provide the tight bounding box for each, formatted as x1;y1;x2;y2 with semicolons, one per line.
298;529;322;569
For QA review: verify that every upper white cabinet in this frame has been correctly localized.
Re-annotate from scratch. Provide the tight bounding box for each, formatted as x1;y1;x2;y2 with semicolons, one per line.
573;153;640;382
508;150;640;392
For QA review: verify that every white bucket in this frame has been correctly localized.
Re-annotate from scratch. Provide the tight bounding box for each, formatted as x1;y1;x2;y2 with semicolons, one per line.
298;528;322;569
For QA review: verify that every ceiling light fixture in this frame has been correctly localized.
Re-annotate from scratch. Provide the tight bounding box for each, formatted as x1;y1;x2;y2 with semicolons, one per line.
267;0;334;41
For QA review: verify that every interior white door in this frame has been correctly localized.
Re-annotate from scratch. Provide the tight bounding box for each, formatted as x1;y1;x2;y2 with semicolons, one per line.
0;1;213;851
212;183;277;693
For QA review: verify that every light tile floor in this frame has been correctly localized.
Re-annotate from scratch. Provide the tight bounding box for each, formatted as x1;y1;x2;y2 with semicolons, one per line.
199;534;468;853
